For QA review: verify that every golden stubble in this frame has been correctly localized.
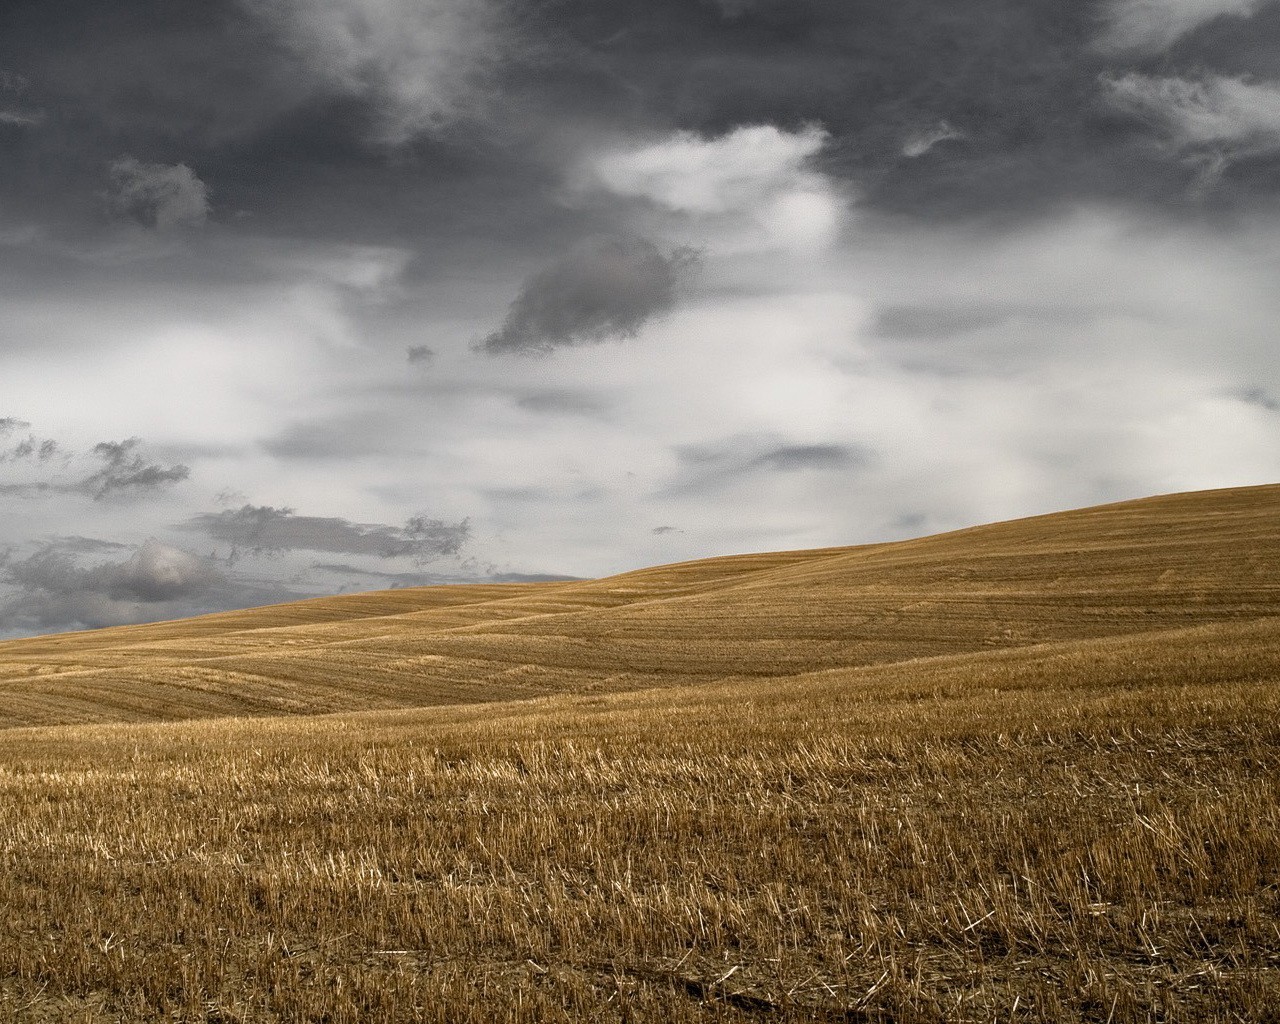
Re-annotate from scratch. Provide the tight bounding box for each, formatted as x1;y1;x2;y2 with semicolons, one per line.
0;484;1278;1020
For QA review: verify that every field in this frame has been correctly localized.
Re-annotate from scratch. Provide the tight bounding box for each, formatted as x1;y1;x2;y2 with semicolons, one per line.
1;485;1278;1021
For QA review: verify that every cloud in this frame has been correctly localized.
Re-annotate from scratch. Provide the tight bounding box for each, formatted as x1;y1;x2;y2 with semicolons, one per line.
479;234;697;355
0;109;44;127
586;124;828;215
875;304;1018;340
581;124;843;250
1104;73;1280;150
0;416;60;465
42;536;133;555
754;444;863;472
0;539;224;633
902;121;966;159
83;438;190;500
241;0;510;144
0;70;40;123
183;504;469;560
709;0;760;17
1232;385;1280;410
1103;73;1280;185
407;344;435;364
107;157;211;229
515;389;610;417
0;431;185;500
1;434;60;463
1097;0;1273;53
666;434;874;496
873;303;1103;341
260;416;398;460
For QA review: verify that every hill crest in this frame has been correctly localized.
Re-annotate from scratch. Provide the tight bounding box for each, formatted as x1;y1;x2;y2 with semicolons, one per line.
1;483;1276;729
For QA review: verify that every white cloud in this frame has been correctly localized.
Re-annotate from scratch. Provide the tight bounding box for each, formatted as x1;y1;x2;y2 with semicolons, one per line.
1104;73;1280;169
1097;0;1273;53
580;124;845;252
107;158;211;230
902;121;966;158
0;108;44;126
242;0;508;144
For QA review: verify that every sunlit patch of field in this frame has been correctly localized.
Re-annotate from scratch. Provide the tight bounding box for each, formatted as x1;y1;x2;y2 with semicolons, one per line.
1;485;1278;1021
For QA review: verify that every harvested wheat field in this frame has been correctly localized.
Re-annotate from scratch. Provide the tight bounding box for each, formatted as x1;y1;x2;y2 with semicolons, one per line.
1;485;1279;1022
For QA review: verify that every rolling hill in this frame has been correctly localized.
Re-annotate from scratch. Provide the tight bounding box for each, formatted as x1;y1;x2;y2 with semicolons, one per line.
3;484;1279;1022
2;483;1277;729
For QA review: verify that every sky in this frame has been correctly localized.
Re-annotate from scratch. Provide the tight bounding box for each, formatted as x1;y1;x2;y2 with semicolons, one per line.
2;0;1279;637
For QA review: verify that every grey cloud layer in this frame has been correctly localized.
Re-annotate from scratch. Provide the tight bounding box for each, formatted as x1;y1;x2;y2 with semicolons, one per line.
242;0;516;145
9;0;1278;246
665;435;874;496
0;539;226;633
183;505;469;560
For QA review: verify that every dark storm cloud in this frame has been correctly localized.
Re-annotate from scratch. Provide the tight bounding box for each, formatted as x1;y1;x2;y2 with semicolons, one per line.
558;0;1280;213
0;538;226;633
480;235;697;355
4;0;1277;251
520;0;1130;215
406;344;435;364
0;0;590;250
183;504;470;560
0;2;289;234
84;439;190;499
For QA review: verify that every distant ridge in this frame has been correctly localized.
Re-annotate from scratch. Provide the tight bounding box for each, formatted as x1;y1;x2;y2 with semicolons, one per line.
1;484;1277;729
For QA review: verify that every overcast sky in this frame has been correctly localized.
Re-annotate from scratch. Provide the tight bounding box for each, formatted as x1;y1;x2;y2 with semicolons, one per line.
2;0;1279;637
